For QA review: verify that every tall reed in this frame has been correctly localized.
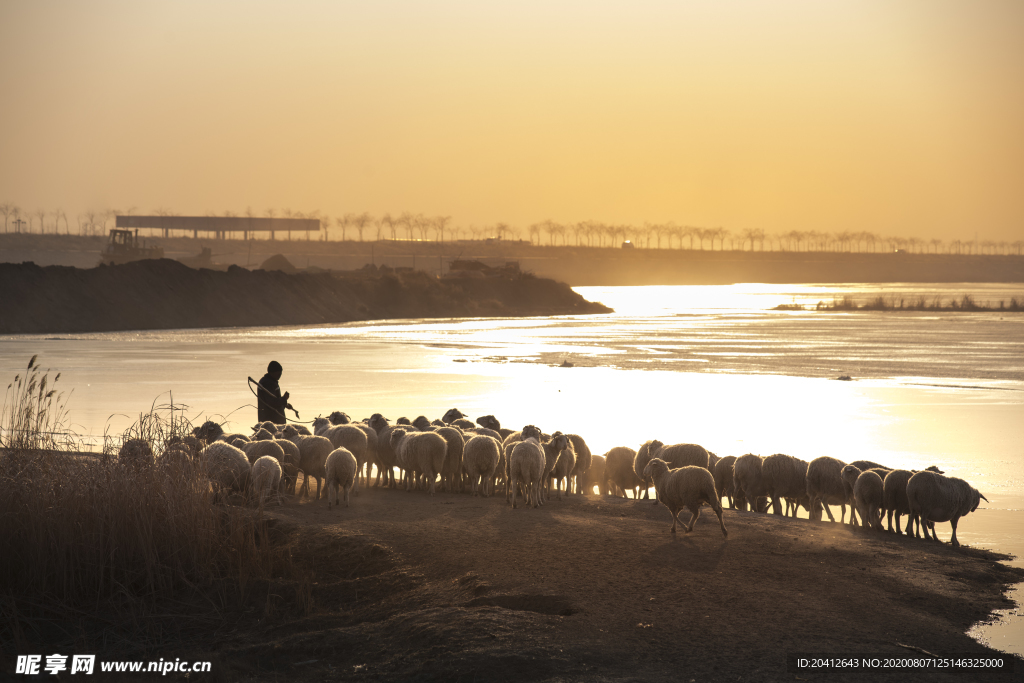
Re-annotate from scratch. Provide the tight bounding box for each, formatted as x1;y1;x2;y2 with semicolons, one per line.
0;357;292;648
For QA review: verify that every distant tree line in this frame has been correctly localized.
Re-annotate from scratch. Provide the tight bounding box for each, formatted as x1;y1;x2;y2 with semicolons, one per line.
1;201;1021;256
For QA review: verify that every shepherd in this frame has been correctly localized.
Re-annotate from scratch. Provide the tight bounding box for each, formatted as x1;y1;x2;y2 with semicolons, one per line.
255;360;293;425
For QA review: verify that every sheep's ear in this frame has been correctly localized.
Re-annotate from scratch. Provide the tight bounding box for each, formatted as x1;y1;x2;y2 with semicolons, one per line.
980;492;989;503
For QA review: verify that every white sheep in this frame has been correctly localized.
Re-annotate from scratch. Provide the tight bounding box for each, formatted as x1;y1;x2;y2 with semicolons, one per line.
251;455;283;506
806;456;853;523
583;453;609;496
118;438;155;470
281;425;334;500
713;455;739;509
605;446;640;498
643;458;728;536
435;425;466;493
368;413;399;488
193;420;249;444
733;453;768;513
201;441;251;497
463;435;501;497
328;412;380;489
508;437;546;509
842;465;885;531
906;470;987;547
882;466;944;535
324;447;358;509
762;453;810;517
231;437;286;467
547;433;576;501
390;428;447;495
636;440;711;503
538;432;570;504
566;433;592;495
312;417;368;486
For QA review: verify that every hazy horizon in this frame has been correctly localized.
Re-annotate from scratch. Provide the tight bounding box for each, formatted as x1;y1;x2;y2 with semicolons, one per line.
2;1;1022;243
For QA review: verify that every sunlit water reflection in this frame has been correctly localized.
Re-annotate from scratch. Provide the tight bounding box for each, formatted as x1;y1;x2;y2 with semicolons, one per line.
2;282;1022;653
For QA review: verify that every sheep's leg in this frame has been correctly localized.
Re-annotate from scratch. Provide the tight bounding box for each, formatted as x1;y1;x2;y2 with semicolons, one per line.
685;505;702;533
713;504;728;537
949;516;961;547
771;495;782;516
670;508;680;533
511;475;519;508
904;513;914;536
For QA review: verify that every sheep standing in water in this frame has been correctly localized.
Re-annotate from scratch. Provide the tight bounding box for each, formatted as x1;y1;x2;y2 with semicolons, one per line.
643;458;728;536
907;470;987;547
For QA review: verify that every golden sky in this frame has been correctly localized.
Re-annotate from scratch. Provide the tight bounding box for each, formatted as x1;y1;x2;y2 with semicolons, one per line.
2;0;1022;242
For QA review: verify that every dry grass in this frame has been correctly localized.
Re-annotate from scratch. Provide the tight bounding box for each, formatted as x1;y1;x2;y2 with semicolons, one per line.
773;295;1024;312
0;356;296;650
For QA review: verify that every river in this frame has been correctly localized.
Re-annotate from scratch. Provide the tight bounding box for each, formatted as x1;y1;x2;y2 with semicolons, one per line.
2;282;1022;654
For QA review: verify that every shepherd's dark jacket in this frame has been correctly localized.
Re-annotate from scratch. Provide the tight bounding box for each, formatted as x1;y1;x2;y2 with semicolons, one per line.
257;373;288;425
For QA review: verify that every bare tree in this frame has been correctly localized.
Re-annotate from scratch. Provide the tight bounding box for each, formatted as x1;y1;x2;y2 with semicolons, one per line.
353;212;372;241
435;215;451;243
34;208;47;234
338;214;353;241
0;203;15;232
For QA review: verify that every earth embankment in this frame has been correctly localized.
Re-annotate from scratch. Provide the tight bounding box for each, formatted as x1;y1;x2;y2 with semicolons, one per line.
0;260;610;334
3;233;1023;285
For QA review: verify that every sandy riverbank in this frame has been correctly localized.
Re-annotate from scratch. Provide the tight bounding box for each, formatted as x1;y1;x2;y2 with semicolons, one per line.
85;482;1022;682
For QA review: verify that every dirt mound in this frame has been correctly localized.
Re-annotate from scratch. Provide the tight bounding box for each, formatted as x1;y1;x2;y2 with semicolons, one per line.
0;260;612;334
259;253;297;273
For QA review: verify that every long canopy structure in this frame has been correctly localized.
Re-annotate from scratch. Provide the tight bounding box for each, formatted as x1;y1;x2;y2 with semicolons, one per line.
116;215;321;239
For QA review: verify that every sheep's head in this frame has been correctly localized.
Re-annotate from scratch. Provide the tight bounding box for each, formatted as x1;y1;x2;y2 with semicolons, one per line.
281;425;299;440
971;487;988;513
646;440;664;458
397;417;412;425
368;413;390;433
522;425;542;441
841;465;862;487
548;432;569;452
925;465;945;475
476;414;501;431
442;408;465;423
412;415;433;431
192;421;223;442
389;427;408;448
253;428;275;441
312;416;330;431
329;411;351;425
643;457;669;480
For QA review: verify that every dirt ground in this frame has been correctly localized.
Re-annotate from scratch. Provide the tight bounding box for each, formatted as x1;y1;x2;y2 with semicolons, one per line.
172;479;1024;683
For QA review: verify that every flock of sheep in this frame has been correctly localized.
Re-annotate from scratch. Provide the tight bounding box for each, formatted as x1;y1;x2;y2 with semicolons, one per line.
127;407;986;548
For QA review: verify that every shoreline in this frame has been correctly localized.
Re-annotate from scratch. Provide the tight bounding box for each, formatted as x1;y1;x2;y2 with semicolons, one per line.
0;259;610;334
